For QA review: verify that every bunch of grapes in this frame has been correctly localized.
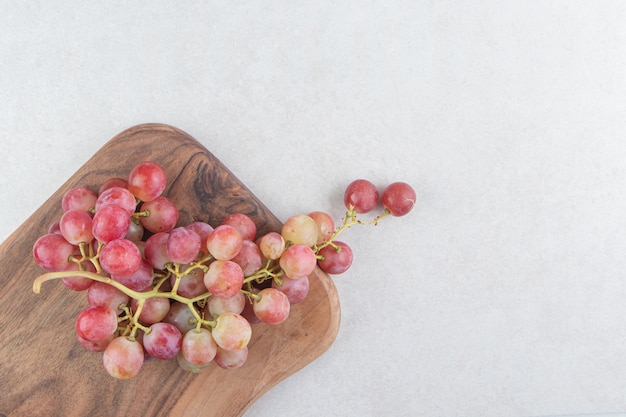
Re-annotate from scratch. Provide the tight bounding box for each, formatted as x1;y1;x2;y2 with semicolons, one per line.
32;162;415;379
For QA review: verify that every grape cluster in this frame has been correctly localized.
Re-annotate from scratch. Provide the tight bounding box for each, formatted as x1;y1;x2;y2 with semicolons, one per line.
32;162;415;379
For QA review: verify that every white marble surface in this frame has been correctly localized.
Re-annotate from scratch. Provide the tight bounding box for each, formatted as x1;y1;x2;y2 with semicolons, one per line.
2;1;626;416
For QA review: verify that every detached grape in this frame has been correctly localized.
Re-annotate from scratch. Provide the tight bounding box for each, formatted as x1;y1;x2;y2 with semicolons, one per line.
382;182;416;216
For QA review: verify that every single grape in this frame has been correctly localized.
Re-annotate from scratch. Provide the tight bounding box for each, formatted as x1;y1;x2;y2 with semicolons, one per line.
281;214;319;247
75;306;118;342
102;336;144;379
181;328;217;367
163;302;198;334
59;209;94;245
214;346;248;370
143;322;182;360
317;241;353;274
124;219;144;242
206;225;243;261
308;211;335;244
279;244;317;279
99;238;142;276
253;288;290;325
127;161;167;203
257;232;285;260
212;312;252;351
381;182;416;216
144;232;171;270
205;292;246;318
171;266;206;298
166;227;201;264
231;240;263;277
272;276;309;304
91;204;131;243
344;179;379;213
87;281;130;314
95;187;137;216
221;213;257;241
62;187;98;212
131;294;171;325
33;233;76;271
139;196;179;233
203;260;244;298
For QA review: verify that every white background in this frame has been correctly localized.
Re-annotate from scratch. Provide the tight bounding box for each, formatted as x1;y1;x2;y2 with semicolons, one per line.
2;1;626;416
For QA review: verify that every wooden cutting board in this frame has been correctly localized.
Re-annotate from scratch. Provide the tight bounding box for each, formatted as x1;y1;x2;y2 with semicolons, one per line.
0;124;341;417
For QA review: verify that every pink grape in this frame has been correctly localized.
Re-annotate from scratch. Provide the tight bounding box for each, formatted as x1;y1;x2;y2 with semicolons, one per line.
231;240;263;277
279;244;317;279
253;288;290;325
88;281;130;314
91;204;131;243
203;260;244;298
166;227;201;264
171;267;206;298
181;328;217;366
257;232;285;260
382;182;416;216
48;221;62;235
163;302;197;334
98;177;128;194
143;322;182;360
214;346;248;369
344;179;379;213
205;292;246;318
131;294;171;325
211;312;252;351
33;233;76;271
103;336;144;379
241;297;261;324
124;220;144;242
111;259;154;292
221;213;257;241
95;187;137;216
62;187;98;212
75;306;118;342
139;196;179;233
317;241;353;274
99;238;142;276
177;351;211;373
281;214;319;247
206;225;243;261
59;209;94;245
308;211;335;244
272;276;309;304
127;161;167;203
144;232;171;270
61;260;96;291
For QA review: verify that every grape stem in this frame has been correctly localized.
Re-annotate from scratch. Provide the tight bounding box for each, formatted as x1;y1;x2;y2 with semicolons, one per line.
316;206;390;252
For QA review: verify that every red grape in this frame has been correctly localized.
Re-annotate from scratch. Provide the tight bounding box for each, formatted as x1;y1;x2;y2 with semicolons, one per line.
381;182;416;216
142;322;182;360
203;260;244;298
75;306;118;342
181;328;217;366
166;227;201;264
272;276;309;304
308;211;335;244
211;312;252;351
281;214;318;247
127;161;167;203
62;187;98;212
317;241;353;274
87;281;130;314
59;209;94;245
206;225;243;261
139;196;179;233
344;179;379;213
214;346;248;369
33;233;76;271
221;213;257;241
99;238;142;276
95;187;137;216
279;244;317;279
91;204;131;243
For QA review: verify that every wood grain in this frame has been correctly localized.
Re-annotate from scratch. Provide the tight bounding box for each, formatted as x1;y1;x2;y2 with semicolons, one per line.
0;124;340;417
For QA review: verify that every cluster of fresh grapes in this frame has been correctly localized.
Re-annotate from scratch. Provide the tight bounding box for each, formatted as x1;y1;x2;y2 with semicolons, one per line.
32;162;415;379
